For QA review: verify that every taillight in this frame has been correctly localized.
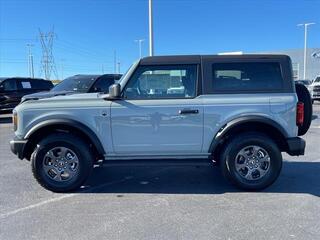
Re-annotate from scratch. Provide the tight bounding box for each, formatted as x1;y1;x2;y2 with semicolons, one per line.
296;102;304;126
12;111;18;131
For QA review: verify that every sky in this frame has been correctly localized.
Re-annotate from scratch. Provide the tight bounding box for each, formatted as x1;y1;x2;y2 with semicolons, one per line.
0;0;319;79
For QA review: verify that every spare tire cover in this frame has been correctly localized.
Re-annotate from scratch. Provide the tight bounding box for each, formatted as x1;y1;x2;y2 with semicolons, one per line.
295;83;312;136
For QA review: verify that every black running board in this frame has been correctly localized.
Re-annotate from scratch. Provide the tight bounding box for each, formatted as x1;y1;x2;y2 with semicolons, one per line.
100;159;216;167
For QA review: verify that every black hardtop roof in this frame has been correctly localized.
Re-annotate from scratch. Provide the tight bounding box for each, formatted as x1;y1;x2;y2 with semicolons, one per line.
71;74;122;79
0;77;47;82
140;54;290;65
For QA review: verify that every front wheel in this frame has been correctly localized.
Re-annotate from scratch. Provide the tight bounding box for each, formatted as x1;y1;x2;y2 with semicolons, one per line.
220;132;282;190
31;133;93;192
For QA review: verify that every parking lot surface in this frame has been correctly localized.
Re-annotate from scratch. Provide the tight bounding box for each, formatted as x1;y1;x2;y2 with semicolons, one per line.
0;104;320;240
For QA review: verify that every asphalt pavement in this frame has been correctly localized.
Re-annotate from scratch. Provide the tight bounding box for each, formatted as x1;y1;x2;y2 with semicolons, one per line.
0;104;320;240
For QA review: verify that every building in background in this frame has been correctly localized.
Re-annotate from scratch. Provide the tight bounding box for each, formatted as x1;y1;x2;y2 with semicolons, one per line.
261;48;320;81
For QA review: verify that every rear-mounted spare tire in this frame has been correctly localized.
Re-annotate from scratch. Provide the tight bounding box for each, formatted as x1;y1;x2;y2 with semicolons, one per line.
295;83;312;136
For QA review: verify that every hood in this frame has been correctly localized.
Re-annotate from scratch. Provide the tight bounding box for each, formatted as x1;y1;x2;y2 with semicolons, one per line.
21;90;75;103
36;92;104;102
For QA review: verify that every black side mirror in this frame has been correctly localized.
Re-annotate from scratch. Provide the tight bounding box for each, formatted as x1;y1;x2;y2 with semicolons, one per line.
108;83;121;99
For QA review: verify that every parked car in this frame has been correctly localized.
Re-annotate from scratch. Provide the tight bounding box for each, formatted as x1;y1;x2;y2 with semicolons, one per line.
310;76;320;103
21;74;122;102
0;77;53;112
10;54;312;192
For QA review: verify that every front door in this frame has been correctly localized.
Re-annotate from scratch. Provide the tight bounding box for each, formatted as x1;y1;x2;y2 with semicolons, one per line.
111;64;203;155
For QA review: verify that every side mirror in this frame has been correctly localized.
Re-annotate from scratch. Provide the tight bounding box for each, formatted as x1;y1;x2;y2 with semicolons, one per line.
0;85;4;92
108;83;121;99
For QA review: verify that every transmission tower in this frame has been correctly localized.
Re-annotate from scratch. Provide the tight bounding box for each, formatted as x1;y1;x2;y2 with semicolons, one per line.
39;28;58;80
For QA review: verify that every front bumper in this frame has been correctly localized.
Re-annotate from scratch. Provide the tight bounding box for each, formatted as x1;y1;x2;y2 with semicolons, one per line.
286;137;305;156
10;137;27;160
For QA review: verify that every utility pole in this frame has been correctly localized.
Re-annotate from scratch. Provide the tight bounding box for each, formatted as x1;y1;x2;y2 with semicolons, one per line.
60;59;65;80
148;0;154;56
117;61;121;74
27;44;34;78
113;50;117;74
297;22;315;79
135;39;145;58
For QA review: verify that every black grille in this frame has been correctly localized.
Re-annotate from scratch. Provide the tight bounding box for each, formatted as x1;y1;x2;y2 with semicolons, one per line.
314;86;320;92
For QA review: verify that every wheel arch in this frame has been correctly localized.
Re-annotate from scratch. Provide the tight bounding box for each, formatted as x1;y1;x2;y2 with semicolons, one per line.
210;116;289;162
23;119;105;161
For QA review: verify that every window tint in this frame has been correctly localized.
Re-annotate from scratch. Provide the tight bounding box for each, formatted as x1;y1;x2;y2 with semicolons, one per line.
123;65;197;99
212;62;283;92
52;76;96;92
31;80;53;90
3;79;17;91
91;77;114;92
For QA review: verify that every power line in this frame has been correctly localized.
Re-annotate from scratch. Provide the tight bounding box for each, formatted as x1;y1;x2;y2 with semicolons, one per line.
39;28;58;80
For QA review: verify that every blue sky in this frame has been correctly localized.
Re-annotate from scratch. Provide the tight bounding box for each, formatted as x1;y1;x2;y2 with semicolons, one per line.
0;0;319;79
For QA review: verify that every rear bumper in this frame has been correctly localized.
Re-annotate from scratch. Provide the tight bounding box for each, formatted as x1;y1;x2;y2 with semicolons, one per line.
286;137;305;156
10;137;27;160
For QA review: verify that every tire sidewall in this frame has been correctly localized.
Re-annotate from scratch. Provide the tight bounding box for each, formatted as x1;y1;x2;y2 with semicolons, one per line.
32;134;93;192
222;134;282;190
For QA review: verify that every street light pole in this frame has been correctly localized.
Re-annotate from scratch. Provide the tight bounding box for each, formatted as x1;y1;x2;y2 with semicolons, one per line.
135;39;145;58
297;22;315;79
148;0;154;56
27;44;34;78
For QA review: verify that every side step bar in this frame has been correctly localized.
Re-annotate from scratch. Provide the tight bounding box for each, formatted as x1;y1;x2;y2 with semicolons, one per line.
100;159;217;167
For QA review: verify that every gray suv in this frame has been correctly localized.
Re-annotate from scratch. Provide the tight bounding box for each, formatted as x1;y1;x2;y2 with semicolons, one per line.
10;55;310;192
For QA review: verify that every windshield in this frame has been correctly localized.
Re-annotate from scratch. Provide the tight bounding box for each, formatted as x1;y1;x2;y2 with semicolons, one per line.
296;80;312;85
119;60;140;89
0;78;7;84
52;75;97;92
314;77;320;83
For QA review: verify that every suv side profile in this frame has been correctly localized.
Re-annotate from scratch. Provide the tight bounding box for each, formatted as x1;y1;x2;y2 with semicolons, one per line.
21;74;122;102
0;77;53;112
10;55;309;192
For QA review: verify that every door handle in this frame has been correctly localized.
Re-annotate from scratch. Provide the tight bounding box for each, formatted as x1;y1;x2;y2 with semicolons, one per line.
179;109;199;115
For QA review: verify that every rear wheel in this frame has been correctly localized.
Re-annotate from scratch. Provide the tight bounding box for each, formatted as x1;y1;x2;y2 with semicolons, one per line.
31;133;93;192
220;132;282;190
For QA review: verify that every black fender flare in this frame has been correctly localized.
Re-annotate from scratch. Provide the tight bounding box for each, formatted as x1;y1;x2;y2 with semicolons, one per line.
209;116;288;153
25;119;105;156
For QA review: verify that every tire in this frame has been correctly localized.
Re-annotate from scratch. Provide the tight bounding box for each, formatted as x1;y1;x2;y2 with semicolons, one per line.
295;83;312;136
31;133;93;192
220;132;282;190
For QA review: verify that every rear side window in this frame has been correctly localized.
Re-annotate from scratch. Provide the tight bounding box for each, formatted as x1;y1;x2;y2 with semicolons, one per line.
211;62;283;92
31;80;53;90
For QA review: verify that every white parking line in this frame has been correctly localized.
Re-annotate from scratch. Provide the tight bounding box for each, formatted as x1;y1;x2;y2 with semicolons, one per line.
0;176;133;220
0;194;76;219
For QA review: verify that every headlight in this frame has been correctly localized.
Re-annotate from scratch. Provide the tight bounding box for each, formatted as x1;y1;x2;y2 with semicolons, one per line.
12;111;18;131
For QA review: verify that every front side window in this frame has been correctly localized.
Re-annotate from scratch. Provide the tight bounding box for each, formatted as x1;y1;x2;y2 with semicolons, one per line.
212;62;283;92
91;77;114;93
123;65;197;99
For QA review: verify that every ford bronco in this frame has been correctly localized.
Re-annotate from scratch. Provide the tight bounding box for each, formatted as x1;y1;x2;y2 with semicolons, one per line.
10;55;311;192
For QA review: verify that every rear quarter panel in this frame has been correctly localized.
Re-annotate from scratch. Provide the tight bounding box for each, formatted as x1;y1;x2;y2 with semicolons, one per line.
201;93;298;153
